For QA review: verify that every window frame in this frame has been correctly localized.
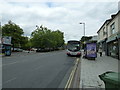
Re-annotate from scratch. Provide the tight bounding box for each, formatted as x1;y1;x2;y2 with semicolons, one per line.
110;22;115;35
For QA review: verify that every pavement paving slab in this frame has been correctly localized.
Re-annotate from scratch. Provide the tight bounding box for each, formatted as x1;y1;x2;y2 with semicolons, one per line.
80;52;119;89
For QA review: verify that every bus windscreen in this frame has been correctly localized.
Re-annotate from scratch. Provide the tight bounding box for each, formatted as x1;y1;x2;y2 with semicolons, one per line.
67;41;80;52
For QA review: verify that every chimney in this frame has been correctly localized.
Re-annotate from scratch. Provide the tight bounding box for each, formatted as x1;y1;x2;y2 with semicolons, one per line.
111;14;116;19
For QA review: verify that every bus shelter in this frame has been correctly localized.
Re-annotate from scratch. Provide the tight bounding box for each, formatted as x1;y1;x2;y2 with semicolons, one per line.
85;41;97;60
2;36;12;56
2;44;12;56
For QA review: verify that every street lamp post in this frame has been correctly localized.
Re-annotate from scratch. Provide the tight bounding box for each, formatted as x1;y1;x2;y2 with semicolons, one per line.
79;22;85;37
79;22;85;50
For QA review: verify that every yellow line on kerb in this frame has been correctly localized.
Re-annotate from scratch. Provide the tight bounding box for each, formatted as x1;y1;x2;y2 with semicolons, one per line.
64;67;74;89
64;58;80;89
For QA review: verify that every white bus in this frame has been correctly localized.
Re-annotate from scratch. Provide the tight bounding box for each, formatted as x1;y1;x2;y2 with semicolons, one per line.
66;40;81;56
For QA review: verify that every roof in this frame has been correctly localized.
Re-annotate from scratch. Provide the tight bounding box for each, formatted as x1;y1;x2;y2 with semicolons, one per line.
97;10;120;33
89;35;98;41
107;10;120;25
97;19;111;33
67;40;80;43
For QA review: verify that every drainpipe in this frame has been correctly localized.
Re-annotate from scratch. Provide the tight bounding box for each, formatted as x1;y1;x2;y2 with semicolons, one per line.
118;37;120;60
106;24;108;56
116;36;120;60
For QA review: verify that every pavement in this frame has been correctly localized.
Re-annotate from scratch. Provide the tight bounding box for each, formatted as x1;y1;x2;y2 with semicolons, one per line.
79;52;119;89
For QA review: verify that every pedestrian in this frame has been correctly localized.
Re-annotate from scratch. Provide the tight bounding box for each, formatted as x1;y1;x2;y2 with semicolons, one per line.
99;47;102;57
83;47;86;58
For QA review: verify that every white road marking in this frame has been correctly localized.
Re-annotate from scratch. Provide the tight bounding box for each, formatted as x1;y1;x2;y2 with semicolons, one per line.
3;61;18;66
4;77;16;84
34;66;43;70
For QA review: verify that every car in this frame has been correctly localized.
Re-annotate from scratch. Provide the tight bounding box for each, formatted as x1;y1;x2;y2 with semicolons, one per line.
12;48;23;52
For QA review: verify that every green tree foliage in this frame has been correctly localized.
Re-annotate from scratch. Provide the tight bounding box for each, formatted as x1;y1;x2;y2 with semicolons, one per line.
20;36;31;50
31;25;64;49
80;36;92;49
2;20;28;50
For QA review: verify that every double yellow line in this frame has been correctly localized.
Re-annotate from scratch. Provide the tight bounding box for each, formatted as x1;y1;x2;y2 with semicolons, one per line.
64;58;80;89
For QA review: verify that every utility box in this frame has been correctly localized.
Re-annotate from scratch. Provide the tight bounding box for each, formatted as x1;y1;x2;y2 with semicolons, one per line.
99;71;120;90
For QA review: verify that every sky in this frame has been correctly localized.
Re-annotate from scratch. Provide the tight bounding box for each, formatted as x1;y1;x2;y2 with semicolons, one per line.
0;0;119;42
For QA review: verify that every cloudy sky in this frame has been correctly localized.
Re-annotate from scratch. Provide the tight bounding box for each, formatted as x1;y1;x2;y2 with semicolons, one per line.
0;0;119;42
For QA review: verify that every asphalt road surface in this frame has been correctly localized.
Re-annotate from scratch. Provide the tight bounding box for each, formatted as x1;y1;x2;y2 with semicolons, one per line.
2;50;78;88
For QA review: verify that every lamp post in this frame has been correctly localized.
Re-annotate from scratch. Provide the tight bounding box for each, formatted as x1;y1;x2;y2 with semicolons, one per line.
79;22;85;50
79;22;85;37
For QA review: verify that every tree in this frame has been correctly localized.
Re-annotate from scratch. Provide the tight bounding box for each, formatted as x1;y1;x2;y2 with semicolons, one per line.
31;25;65;50
2;20;24;51
80;36;92;49
20;36;30;49
51;30;64;48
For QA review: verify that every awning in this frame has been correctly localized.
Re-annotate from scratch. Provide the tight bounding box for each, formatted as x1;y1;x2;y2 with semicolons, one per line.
106;34;118;43
97;38;107;43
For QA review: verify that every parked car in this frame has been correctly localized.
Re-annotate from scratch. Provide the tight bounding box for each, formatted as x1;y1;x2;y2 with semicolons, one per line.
11;48;23;52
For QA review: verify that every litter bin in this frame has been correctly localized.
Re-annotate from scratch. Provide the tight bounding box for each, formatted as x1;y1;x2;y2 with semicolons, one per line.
99;71;120;90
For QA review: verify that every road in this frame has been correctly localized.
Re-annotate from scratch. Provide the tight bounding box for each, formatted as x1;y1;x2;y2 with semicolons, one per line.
2;50;78;88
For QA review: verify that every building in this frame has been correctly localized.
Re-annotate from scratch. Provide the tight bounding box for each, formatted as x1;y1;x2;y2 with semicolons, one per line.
106;11;120;59
89;35;98;42
97;10;120;60
118;1;120;11
97;19;111;55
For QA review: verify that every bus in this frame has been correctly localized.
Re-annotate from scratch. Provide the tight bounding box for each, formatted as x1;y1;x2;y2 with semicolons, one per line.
66;40;81;56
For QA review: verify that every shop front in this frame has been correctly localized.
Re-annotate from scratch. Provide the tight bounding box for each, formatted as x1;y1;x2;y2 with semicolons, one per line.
107;34;119;59
117;33;120;60
97;38;107;55
107;40;118;58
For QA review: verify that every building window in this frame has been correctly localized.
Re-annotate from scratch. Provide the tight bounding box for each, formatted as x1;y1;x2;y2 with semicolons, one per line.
98;34;100;40
103;27;106;36
110;22;115;35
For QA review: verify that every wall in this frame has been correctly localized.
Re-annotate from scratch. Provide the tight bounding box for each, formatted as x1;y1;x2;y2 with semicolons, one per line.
107;14;119;37
118;11;120;33
118;38;120;60
97;23;108;42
